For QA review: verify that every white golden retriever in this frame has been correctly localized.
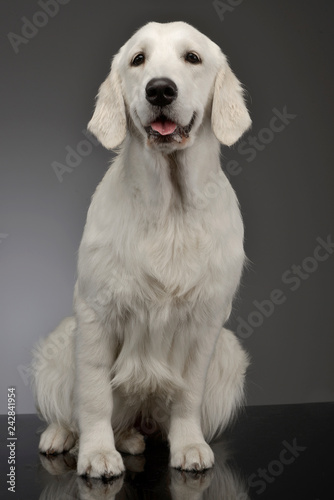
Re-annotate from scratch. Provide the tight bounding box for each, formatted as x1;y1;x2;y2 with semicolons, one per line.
32;21;251;478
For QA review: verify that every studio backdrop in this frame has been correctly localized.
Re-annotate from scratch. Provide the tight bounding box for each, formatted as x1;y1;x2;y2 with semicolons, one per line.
1;0;333;414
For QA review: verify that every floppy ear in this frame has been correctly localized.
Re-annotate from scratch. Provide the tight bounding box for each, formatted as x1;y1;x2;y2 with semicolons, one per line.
87;55;127;150
212;60;251;146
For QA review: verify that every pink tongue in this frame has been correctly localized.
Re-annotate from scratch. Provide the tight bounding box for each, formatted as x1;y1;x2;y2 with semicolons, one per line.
151;119;177;136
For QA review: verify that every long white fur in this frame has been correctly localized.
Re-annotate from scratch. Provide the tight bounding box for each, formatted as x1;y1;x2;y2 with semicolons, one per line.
31;21;251;478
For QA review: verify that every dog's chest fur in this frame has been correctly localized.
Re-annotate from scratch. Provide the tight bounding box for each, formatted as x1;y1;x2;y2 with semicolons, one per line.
77;156;243;398
79;157;244;315
136;211;215;300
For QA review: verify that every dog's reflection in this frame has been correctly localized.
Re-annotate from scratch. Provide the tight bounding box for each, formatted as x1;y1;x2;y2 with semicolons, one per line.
38;441;249;500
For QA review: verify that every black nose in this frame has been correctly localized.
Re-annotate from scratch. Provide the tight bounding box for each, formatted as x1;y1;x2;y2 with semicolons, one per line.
145;78;178;107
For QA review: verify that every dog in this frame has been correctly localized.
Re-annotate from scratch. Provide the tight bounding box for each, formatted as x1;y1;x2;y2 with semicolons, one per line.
32;21;251;478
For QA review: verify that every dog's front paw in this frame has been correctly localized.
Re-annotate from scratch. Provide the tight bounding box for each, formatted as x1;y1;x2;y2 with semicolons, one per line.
77;448;125;478
170;442;214;471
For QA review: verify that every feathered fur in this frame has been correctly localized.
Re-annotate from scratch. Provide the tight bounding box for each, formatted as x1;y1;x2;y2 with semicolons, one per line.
31;21;251;478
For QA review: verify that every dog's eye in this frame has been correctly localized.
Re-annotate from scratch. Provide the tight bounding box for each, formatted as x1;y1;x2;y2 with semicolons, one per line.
131;53;145;66
185;52;201;64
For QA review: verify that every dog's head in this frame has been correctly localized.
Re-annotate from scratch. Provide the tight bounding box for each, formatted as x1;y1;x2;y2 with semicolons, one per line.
88;21;251;153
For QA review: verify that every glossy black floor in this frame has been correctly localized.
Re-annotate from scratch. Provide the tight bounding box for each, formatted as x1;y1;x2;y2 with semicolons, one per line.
1;403;333;499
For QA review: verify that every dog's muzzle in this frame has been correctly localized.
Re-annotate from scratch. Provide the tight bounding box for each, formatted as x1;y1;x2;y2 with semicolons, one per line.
143;77;195;144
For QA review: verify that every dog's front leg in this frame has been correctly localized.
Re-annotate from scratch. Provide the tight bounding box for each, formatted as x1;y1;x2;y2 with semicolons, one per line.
74;300;125;478
169;319;222;472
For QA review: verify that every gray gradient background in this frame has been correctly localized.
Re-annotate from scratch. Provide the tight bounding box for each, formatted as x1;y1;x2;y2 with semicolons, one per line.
1;0;333;414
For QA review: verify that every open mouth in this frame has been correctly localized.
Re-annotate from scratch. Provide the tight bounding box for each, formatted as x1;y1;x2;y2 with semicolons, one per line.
144;113;196;143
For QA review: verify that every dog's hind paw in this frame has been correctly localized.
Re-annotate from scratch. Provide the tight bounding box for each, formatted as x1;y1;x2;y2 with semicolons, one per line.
39;423;76;455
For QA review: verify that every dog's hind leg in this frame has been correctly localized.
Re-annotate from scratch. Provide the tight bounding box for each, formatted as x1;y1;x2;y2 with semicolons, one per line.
201;328;249;442
31;316;78;453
